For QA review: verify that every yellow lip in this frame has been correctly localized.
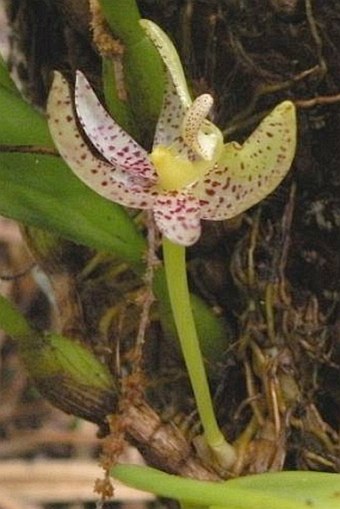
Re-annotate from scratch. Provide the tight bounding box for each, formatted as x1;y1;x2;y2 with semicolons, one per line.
150;145;200;191
149;145;214;191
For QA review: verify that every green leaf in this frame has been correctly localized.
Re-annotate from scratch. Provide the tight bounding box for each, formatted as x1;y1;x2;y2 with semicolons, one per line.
102;57;137;137
0;78;54;147
0;152;145;264
98;0;164;143
0;55;19;95
0;293;35;339
98;0;144;47
112;464;340;509
122;38;164;141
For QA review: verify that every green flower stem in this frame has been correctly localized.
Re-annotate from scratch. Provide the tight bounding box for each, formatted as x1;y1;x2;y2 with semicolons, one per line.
152;267;232;374
162;237;236;469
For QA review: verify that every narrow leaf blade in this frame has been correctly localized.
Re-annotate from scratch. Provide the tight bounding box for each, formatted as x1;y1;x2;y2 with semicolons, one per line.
0;152;145;263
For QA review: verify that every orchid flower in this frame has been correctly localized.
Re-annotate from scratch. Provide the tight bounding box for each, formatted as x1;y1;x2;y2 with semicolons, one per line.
47;22;296;247
47;19;297;471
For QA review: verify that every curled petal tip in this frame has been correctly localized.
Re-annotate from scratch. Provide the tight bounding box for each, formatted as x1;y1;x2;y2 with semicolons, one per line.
182;94;213;156
182;94;223;161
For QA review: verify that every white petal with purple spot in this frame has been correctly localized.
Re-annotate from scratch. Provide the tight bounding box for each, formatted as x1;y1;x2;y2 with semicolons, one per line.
75;71;157;181
47;72;157;208
153;191;201;245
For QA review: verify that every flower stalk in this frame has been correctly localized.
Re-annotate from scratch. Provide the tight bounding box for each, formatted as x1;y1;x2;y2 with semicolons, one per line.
163;237;236;469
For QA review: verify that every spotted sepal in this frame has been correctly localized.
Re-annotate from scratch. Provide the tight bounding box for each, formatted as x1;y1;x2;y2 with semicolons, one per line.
140;19;191;109
75;71;157;182
153;71;188;149
193;101;297;220
47;72;157;209
153;191;201;246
